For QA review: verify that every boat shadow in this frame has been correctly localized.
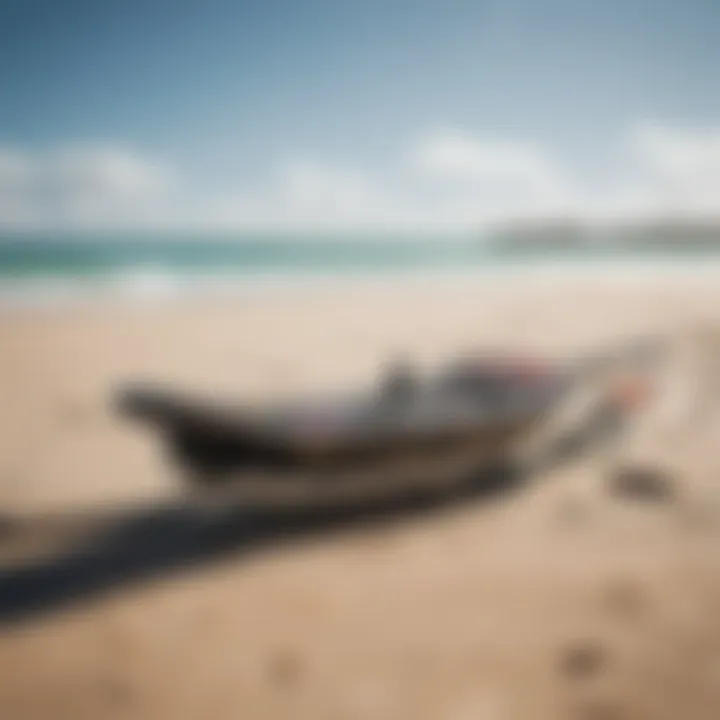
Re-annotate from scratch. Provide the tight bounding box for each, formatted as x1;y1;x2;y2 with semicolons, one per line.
0;409;620;627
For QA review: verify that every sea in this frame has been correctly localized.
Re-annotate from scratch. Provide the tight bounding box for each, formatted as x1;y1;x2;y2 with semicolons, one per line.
1;232;719;307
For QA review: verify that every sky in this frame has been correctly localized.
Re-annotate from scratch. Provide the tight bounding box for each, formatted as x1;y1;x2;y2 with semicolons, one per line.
1;0;720;233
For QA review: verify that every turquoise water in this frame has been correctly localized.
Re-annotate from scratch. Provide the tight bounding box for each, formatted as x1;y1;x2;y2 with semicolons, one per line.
0;233;485;277
1;232;720;304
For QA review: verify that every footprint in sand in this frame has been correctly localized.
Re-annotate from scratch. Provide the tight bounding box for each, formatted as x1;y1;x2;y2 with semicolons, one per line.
603;578;646;622
266;649;304;687
607;465;676;503
96;674;139;713
560;641;608;681
559;643;629;719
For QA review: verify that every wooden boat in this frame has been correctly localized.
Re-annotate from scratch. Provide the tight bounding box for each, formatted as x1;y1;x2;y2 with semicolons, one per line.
116;338;661;494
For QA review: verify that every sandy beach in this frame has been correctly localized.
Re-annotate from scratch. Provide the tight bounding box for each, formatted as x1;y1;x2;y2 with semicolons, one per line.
1;271;720;719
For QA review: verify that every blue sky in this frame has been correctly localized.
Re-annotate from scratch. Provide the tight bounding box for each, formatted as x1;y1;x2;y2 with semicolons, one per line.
1;0;719;231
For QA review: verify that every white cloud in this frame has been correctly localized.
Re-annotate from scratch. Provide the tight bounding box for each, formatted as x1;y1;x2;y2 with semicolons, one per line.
0;149;37;228
260;160;394;228
409;130;579;224
572;124;720;222
3;124;720;233
630;124;720;217
198;161;391;231
47;144;177;229
50;144;174;198
0;149;35;188
0;144;177;230
413;131;557;182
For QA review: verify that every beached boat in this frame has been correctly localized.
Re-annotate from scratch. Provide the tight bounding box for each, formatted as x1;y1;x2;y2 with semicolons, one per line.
116;338;660;496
